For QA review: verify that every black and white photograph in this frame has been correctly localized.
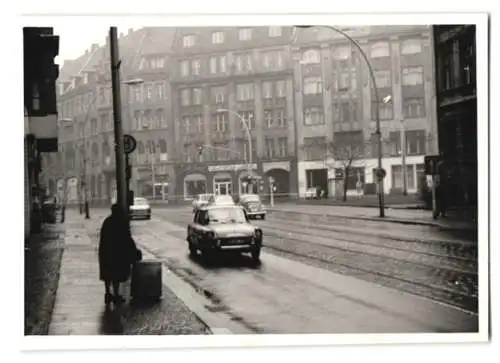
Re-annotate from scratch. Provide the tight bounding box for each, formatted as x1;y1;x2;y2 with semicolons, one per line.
15;6;491;356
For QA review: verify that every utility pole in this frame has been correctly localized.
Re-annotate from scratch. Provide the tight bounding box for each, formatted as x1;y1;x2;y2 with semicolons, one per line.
151;150;156;201
400;119;408;196
109;27;128;216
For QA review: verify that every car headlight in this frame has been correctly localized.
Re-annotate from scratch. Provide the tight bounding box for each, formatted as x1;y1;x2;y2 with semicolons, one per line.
206;231;216;239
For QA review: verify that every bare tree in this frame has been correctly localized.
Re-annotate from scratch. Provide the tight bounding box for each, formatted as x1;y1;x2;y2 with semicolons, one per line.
324;140;366;202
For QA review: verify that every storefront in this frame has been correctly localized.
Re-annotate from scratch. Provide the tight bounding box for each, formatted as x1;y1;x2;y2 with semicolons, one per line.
175;159;298;203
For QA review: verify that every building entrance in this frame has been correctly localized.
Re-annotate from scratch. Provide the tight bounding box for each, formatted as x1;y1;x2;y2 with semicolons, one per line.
214;179;232;196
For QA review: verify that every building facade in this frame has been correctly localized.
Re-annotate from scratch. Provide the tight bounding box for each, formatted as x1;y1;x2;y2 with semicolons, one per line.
432;25;477;207
24;27;59;237
293;26;438;198
47;25;438;204
170;26;298;202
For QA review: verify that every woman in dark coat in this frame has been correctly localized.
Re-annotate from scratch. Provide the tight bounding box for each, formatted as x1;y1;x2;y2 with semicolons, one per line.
99;204;140;304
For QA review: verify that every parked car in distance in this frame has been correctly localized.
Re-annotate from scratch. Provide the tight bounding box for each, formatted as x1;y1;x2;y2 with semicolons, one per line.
186;205;263;263
192;193;213;212
235;194;266;220
129;197;151;220
208;194;235;206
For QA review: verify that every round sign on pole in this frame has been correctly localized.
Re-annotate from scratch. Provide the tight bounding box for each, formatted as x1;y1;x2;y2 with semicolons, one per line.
123;134;137;154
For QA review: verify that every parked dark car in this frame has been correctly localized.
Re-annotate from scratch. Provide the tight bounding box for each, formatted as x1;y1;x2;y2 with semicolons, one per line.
186;205;263;263
235;194;266;220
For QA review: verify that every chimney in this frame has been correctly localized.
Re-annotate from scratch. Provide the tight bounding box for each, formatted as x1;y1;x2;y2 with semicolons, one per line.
91;43;99;52
128;28;133;35
120;32;124;38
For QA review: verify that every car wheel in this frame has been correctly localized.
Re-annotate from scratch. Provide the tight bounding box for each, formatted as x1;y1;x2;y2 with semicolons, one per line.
251;247;261;263
188;242;197;256
146;215;151;220
261;214;266;220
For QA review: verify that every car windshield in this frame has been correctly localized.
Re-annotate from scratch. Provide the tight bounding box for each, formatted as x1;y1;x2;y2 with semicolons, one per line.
242;195;260;202
134;198;148;205
207;208;246;224
199;194;211;201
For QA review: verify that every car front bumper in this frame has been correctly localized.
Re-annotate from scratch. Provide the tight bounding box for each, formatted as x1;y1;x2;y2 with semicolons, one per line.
202;237;262;253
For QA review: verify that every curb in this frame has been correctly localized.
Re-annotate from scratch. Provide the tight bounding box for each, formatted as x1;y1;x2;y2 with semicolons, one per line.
136;241;254;335
267;208;477;231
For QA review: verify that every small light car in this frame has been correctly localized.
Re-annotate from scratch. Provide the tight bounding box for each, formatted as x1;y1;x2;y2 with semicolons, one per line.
129;197;151;220
192;193;213;212
187;205;263;263
235;194;266;220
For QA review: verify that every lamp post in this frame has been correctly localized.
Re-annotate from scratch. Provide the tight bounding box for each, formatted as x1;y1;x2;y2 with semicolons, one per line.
295;25;386;217
122;77;144;208
215;108;253;191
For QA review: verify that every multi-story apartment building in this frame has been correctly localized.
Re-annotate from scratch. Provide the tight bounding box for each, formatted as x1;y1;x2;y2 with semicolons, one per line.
432;25;477;207
51;28;175;205
169;26;298;201
293;25;438;198
46;25;438;204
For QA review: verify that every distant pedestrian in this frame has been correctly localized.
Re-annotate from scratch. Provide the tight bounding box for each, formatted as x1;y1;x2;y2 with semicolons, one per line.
99;204;141;305
435;157;449;219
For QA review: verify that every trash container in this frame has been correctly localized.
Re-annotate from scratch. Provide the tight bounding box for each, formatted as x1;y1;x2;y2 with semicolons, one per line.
130;259;162;303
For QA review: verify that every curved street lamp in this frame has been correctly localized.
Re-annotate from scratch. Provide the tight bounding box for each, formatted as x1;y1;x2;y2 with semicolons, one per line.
215;107;253;171
215;107;255;194
295;25;386;217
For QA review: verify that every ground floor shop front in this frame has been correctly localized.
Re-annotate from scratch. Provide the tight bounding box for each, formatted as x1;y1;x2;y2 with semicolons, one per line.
174;159;298;203
297;156;427;199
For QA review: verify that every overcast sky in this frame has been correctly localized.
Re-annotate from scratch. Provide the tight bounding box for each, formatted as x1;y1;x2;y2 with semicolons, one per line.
53;25;142;64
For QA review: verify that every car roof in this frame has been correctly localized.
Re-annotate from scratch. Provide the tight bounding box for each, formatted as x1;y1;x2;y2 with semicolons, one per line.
198;204;242;211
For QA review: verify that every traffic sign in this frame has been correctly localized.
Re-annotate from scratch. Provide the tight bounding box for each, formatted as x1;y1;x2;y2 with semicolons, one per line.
124;134;137;154
374;167;387;181
424;155;440;175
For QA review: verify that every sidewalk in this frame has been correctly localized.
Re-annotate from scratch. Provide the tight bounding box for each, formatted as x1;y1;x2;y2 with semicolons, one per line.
268;203;477;232
48;210;209;335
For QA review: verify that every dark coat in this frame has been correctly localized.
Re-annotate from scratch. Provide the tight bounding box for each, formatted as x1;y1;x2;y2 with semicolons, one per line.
98;214;138;282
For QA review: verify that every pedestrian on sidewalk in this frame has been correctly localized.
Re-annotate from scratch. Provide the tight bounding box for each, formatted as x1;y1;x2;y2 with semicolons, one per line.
99;204;141;305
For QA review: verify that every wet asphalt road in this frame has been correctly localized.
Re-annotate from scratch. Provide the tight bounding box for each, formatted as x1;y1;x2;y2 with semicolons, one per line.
121;206;478;334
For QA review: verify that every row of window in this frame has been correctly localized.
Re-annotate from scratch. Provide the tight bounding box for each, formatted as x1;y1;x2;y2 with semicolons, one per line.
181;137;288;163
301;129;427;161
179;50;286;77
302;97;426;126
182;27;283;48
179;80;287;106
132;109;168;130
179;108;287;135
58;82;167;119
128;82;167;104
301;38;423;64
302;66;425;97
